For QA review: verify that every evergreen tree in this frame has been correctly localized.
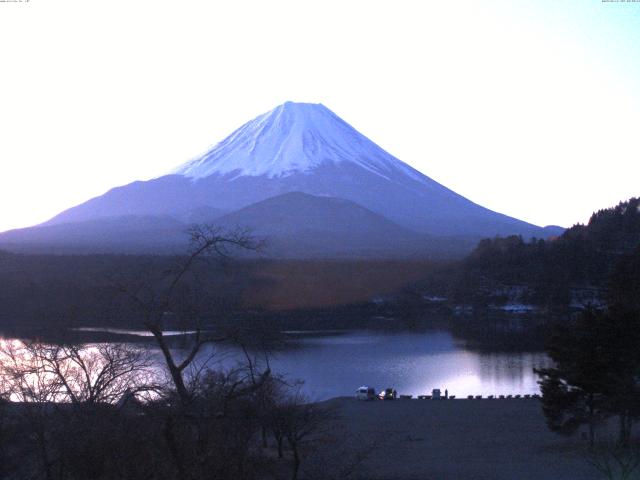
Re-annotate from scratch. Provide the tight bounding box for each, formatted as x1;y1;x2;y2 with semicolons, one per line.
535;309;612;445
537;252;640;446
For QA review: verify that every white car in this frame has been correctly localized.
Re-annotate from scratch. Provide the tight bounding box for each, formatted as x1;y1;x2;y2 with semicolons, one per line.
356;386;376;400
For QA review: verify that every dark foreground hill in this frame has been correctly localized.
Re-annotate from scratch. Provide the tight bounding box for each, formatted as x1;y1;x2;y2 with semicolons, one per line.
0;192;476;258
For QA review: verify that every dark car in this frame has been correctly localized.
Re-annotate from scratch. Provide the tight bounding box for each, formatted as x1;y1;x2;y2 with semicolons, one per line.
378;388;397;400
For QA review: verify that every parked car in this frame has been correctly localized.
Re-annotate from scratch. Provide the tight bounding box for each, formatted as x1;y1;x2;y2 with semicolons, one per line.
356;386;376;400
378;388;397;400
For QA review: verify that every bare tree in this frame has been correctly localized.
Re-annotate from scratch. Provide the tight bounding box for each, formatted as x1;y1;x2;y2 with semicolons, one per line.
266;387;334;480
29;342;156;405
116;225;267;407
0;227;286;480
0;340;156;405
0;339;157;480
263;383;381;480
109;225;278;480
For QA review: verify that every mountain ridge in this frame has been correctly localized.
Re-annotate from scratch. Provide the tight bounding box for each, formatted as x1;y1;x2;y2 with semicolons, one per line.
2;102;564;255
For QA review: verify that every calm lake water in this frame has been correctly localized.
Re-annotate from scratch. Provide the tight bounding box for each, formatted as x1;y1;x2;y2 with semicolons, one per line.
201;330;550;401
5;328;550;401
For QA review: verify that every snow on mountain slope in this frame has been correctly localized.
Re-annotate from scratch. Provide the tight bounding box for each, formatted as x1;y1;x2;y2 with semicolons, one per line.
174;101;423;182
32;101;560;246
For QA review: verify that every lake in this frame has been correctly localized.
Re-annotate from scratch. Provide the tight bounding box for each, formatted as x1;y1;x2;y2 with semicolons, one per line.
199;329;550;401
2;328;550;401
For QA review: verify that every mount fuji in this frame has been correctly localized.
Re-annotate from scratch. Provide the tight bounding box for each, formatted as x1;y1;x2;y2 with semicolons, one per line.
0;102;562;257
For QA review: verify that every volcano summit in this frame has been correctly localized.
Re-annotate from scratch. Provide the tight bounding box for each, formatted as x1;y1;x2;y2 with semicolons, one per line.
0;102;562;257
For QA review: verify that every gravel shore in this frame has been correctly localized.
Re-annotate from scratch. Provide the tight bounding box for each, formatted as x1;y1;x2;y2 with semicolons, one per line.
321;397;604;480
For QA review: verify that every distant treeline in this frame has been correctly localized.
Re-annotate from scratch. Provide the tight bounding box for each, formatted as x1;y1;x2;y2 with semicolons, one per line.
415;197;640;310
0;253;252;328
1;197;639;330
0;251;441;329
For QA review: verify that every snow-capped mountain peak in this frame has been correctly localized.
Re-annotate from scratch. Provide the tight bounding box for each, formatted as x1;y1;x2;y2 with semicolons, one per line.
25;101;559;246
173;101;421;181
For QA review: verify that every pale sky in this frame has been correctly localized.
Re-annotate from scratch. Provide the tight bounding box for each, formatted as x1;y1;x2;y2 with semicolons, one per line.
1;0;639;233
